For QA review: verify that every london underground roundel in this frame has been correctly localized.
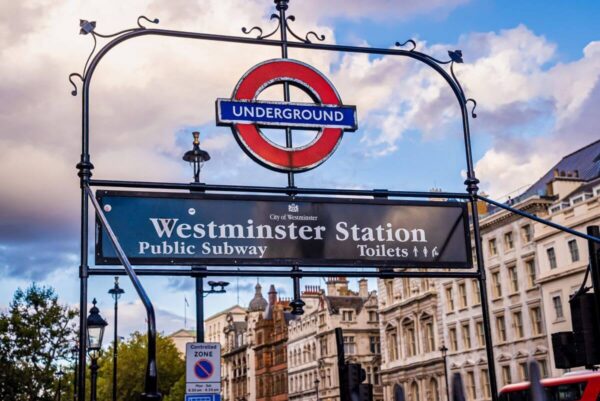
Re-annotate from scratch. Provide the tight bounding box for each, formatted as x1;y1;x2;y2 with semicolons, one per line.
216;59;358;172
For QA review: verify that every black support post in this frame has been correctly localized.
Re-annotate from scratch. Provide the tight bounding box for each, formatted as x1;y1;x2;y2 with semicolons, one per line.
587;226;600;332
193;266;206;342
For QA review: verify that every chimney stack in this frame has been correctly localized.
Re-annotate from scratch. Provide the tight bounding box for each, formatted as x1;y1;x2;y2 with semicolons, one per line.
358;279;369;297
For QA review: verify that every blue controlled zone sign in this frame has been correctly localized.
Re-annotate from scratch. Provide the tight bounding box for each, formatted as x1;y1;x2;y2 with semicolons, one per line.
186;343;221;395
216;99;357;130
185;395;221;401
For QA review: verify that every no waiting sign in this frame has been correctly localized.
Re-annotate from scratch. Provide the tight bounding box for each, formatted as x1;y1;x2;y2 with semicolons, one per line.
186;343;221;394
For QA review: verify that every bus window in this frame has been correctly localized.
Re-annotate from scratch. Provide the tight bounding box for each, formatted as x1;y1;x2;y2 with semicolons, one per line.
545;382;587;401
499;390;530;401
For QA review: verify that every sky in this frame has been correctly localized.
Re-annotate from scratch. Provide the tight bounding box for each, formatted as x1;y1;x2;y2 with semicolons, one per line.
1;0;599;337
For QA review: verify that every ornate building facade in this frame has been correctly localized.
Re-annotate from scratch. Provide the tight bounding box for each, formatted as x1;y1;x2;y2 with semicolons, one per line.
378;276;445;401
288;278;382;401
255;285;295;401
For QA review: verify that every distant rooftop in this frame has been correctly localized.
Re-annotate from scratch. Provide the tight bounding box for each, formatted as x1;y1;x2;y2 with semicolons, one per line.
518;139;600;201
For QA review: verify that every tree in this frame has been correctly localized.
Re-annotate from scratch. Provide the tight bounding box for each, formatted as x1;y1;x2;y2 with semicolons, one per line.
94;331;185;400
0;283;77;401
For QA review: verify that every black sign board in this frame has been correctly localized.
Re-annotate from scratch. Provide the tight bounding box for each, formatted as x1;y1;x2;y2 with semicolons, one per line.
96;191;472;268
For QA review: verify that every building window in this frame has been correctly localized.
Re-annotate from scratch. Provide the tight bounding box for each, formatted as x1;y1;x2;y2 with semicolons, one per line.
508;266;519;293
519;362;528;381
466;371;476;401
489;238;498;256
504;232;514;250
402;278;411;297
526;259;537;288
496;315;506;342
320;338;328;357
422;318;436;353
481;369;491;399
373;366;381;385
538;359;548;378
462;322;471;350
530;306;543;335
319;314;325;325
552;295;564;319
476;321;485;347
472;280;481;305
501;365;512;385
445;286;455;312
547;247;557;269
449;327;458;351
387;328;398;361
369;336;381;354
404;320;417;357
568;239;580;262
429;378;440;401
343;336;356;355
411;382;420;401
342;310;354;321
521;224;533;243
458;282;468;309
512;311;524;339
491;271;502;298
385;280;394;303
369;311;379;322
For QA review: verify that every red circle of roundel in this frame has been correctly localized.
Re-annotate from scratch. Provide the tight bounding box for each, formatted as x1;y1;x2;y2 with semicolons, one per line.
231;59;344;172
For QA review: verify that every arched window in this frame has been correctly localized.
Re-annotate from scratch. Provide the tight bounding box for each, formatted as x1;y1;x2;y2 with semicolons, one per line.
429;378;440;401
403;319;417;357
420;314;435;353
411;381;420;401
386;325;399;361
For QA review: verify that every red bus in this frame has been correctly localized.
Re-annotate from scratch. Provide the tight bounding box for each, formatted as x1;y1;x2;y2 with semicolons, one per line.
499;372;600;401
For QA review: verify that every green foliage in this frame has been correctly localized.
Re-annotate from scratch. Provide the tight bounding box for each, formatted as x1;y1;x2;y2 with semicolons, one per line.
94;331;185;400
0;283;77;401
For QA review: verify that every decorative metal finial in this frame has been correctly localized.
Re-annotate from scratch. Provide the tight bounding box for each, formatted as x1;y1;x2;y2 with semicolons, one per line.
193;131;200;145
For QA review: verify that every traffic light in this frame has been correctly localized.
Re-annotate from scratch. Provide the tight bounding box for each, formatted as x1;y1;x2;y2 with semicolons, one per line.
552;293;600;369
345;363;372;401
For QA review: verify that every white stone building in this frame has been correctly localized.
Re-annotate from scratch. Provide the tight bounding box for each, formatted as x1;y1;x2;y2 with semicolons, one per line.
287;278;382;401
378;275;446;401
532;144;600;374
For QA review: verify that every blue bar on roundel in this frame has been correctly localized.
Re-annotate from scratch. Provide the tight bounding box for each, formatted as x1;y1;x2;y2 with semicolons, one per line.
216;99;357;131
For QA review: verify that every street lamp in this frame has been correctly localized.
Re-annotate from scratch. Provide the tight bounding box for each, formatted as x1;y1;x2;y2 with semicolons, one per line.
440;345;450;401
108;277;125;401
70;343;79;401
57;369;64;401
182;131;216;342
87;298;108;401
182;131;211;184
314;378;320;401
205;281;230;296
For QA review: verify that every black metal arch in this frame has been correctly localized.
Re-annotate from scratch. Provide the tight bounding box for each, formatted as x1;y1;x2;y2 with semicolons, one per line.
71;2;600;401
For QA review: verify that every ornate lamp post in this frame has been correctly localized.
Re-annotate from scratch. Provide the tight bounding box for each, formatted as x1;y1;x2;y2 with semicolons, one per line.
70;343;79;401
57;369;64;401
182;131;211;184
108;277;124;401
87;299;108;401
440;345;450;401
182;131;212;341
314;378;320;401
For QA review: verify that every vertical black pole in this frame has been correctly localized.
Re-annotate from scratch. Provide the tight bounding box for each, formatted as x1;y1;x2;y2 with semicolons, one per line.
90;358;98;401
335;328;349;401
441;347;450;401
587;226;600;331
57;372;63;401
275;0;295;188
113;296;118;401
194;266;206;342
73;357;78;401
458;60;498;401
